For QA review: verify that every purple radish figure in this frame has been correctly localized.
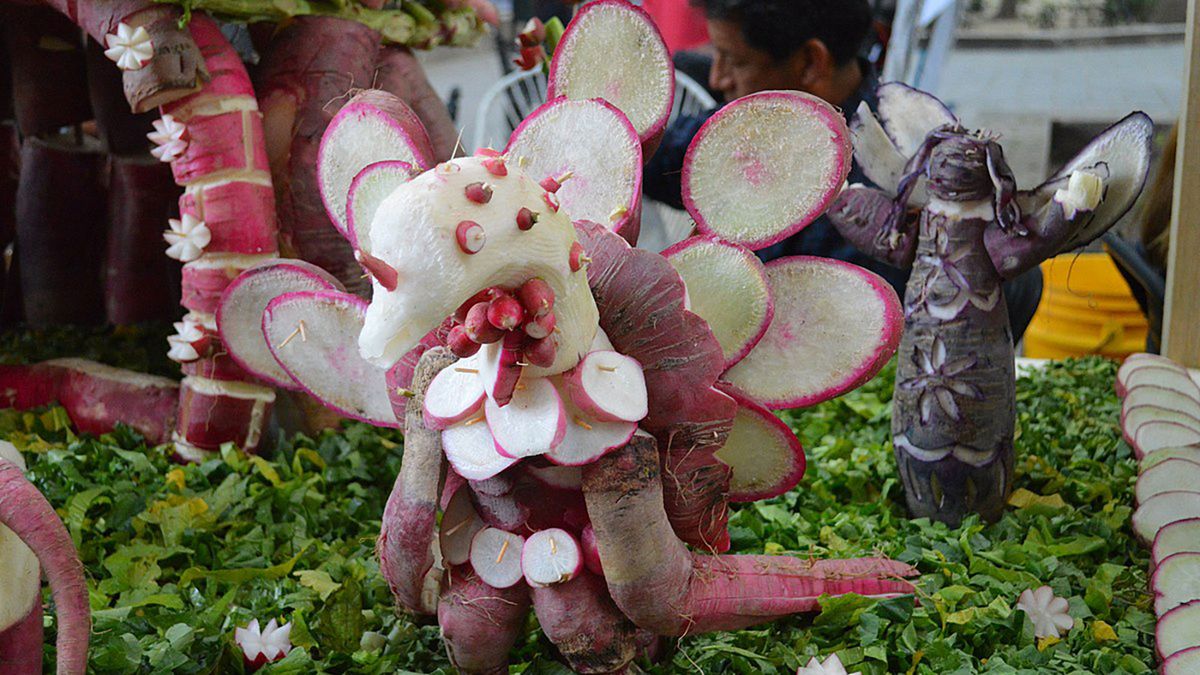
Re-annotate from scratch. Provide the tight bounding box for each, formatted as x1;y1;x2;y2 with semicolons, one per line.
828;83;1153;525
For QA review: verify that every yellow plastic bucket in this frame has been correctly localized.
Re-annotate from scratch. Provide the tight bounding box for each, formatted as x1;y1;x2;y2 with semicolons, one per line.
1023;253;1148;360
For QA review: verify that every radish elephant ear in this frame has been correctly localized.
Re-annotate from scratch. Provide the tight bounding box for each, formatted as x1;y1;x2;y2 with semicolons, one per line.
681;91;853;250
317;90;434;244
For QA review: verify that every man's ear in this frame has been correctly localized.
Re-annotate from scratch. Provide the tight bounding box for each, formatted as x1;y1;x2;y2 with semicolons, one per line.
791;38;835;94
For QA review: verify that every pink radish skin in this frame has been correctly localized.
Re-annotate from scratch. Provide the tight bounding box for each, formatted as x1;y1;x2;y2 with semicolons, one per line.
1122;404;1200;446
182;255;274;315
1135;459;1200;505
716;389;806;502
525;464;583;490
179;181;276;255
1157;599;1200;660
167;109;270;185
529;572;638;673
486;378;567;459
563;351;648;424
581;524;604;576
682;92;852;250
1154;517;1200;567
175;377;274;457
0;601;43;675
1134;421;1200;459
373;46;460;163
446;326;481;358
470;528;527;588
0;457;90;674
1121;384;1200;419
1132;491;1200;544
1153;551;1200;616
517;278;555;317
438;565;530;675
722;256;903;410
442;420;520;482
582;434;917;635
522;528;583;587
479;341;524;407
1117;366;1200;401
385;321;452;426
1164;645;1200;675
422;353;487;430
545;400;636;468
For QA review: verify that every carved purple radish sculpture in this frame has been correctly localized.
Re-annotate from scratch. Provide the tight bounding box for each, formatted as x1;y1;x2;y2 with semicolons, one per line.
828;83;1153;525
215;1;916;670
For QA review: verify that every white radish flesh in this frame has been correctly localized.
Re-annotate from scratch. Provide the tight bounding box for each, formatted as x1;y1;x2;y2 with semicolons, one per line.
469;528;526;589
522;528;583;587
1122;384;1200;419
1119;355;1186;388
1134;422;1200;459
545;397;636;467
422;353;487;430
873;82;959;157
1136;459;1200;504
848;101;911;198
347;160;414;253
663;236;773;368
1154;552;1200;616
1155;518;1200;567
1120;367;1200;401
486;377;567;458
682;91;851;250
263;290;397;427
0;442;40;634
1141;446;1200;472
1123;405;1200;441
440;486;486;566
1157;600;1200;660
442;419;519;481
1133;491;1200;544
722;256;902;409
715;393;806;502
563;351;648;424
1164;645;1200;675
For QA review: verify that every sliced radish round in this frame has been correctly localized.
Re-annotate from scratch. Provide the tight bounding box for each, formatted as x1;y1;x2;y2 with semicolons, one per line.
682;91;851;250
1133;491;1200;544
506;98;642;240
1154;552;1200;616
714;391;806;502
263;290;397;426
663;236;773;368
1137;459;1200;505
563;351;647;423
469;528;526;589
0;443;40;634
525;463;583;490
1123;384;1200;419
479;340;524;407
318;91;434;238
522;528;583;587
1165;645;1200;674
580;524;603;577
546;0;673;149
347;160;414;253
1142;446;1200;473
440;484;487;567
874;82;959;157
442;419;519;481
423;353;487;431
722;256;902;409
1119;366;1200;401
1157;518;1200;567
1123;405;1200;444
217;259;342;390
1119;355;1186;388
1158;599;1200;660
1134;421;1200;459
545;397;636;467
486;377;567;458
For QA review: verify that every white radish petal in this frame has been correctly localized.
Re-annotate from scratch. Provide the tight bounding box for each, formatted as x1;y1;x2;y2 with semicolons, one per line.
440;485;486;567
1141;446;1200;473
1164;646;1200;675
522;528;583;587
1157;600;1200;660
469;528;526;589
487;378;567;458
1134;422;1200;459
442;420;519;481
848;101;911;197
1155;518;1200;567
423;353;487;430
1123;384;1200;419
1119;366;1200;401
347;160;414;253
563;351;647;423
1137;459;1200;505
715;392;806;502
1133;491;1200;544
546;398;636;467
1154;552;1200;616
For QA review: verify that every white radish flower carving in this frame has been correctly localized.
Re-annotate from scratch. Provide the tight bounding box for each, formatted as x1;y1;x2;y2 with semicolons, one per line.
164;214;211;262
104;22;154;71
234;618;292;667
166;319;205;363
796;653;859;675
1017;585;1074;638
148;115;189;163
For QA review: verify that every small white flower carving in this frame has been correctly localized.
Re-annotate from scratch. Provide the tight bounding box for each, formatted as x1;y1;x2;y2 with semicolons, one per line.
796;653;859;675
234;618;292;668
104;23;154;71
163;214;211;262
166;319;205;363
148;115;188;163
1017;585;1074;638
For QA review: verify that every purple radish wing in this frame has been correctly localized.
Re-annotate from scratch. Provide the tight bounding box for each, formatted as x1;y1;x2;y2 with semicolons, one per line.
442;420;519;481
347;160;415;253
848;100;914;199
263;290;398;427
715;390;806;502
874;82;959;157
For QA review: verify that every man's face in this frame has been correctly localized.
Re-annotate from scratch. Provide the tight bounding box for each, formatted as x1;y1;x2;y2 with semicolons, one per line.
706;18;802;101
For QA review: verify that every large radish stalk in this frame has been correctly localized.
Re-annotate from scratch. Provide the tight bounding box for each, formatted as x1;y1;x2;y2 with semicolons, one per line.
437;565;531;675
104;155;180;323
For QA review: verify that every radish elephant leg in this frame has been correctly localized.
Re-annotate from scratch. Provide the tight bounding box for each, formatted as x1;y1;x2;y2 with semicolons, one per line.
530;572;638;673
3;5;92;137
84;37;157;155
105;155;180;323
374;47;459;162
582;434;917;636
437;565;531;675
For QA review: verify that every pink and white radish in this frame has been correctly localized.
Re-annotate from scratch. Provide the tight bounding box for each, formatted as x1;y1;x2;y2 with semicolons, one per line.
1141;446;1200;473
715;391;806;502
1133;422;1200;459
1117;363;1200;400
528;571;639;673
522;528;583;587
174;377;275;461
1155;517;1200;566
486;377;567;458
1164;645;1200;675
1157;599;1200;660
0;442;46;673
1122;405;1200;446
1133;491;1200;544
1122;384;1200;420
545;398;636;467
1135;459;1200;504
1153;552;1200;616
346;160;416;253
422;352;487;430
469;527;527;588
442;418;519;481
439;483;487;566
563;350;647;424
581;524;604;576
682;91;852;250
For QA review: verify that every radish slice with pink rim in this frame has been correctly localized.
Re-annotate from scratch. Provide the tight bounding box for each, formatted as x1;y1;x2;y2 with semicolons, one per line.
1154;551;1200;616
1123;384;1200;419
217;259;343;390
546;0;674;151
1136;459;1200;504
423;353;487;430
563;351;647;423
663;236;773;368
1123;404;1200;446
715;390;806;502
440;484;487;566
522;528;583;587
722;256;902;410
469;528;526;589
487;377;567;458
681;91;852;250
1164;645;1200;674
545;396;636;467
1143;446;1200;473
442;419;519;481
479;340;524;407
1155;517;1200;567
263;290;397;427
1158;599;1200;659
346;160;415;253
506;98;643;240
1117;363;1200;400
1134;421;1200;459
1133;491;1200;544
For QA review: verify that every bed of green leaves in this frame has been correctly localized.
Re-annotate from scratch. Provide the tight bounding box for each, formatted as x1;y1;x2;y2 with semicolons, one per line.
4;355;1153;674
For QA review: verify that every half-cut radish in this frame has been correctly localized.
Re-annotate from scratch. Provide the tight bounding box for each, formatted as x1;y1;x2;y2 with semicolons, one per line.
1164;645;1200;674
469;528;526;589
442;419;519;481
1137;459;1200;504
1118;366;1200;401
525;463;583;490
714;391;806;502
1157;599;1200;659
1133;491;1200;544
1154;552;1200;616
486;377;567;458
263;290;397;427
681;91;851;250
522;528;583;587
1134;422;1200;459
1123;384;1200;419
1156;518;1200;566
440;484;486;566
217;259;342;389
317;90;434;238
506;98;642;239
722;256;902;409
563;351;647;423
423;353;487;430
346;160;414;252
663;236;773;368
1142;446;1200;473
546;0;673;149
545;397;636;467
874;82;958;157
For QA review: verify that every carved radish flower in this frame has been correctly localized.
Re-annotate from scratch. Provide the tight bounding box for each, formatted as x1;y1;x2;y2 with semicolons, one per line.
148;115;189;163
1017;585;1074;638
796;653;860;675
166;318;206;363
234;618;293;669
898;336;982;423
164;214;211;262
104;22;154;71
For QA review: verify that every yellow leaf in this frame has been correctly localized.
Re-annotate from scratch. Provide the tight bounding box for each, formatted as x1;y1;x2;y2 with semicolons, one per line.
249;455;283;486
165;469;186;491
1092;620;1118;643
1008;488;1067;510
1036;636;1061;652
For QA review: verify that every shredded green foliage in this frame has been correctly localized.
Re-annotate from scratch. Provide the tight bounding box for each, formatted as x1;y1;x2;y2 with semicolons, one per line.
6;357;1152;673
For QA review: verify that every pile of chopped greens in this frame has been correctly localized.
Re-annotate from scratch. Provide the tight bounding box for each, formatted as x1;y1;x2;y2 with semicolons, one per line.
4;355;1153;674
